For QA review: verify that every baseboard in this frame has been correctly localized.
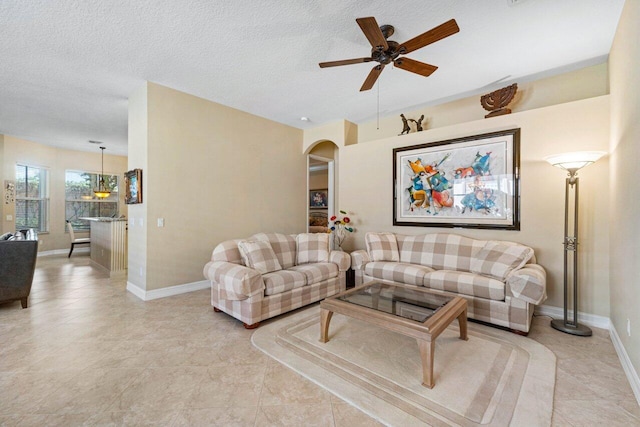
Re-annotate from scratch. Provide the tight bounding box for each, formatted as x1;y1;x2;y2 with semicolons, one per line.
37;247;90;257
534;304;611;329
609;325;640;406
126;280;210;301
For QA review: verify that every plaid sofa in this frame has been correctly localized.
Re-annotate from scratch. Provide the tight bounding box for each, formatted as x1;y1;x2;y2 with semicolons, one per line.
351;232;547;334
203;232;350;328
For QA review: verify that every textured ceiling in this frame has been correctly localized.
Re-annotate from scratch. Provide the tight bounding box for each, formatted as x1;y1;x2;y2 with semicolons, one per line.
0;0;625;156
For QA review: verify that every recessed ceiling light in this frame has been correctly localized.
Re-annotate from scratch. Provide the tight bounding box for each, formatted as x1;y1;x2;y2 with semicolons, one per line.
300;117;310;122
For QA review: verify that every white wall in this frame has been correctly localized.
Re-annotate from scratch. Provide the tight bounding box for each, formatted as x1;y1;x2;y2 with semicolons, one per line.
337;96;610;317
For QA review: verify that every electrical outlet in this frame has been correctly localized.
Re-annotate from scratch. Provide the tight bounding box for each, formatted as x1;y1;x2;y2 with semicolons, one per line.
6;214;12;221
139;267;143;277
627;319;631;337
157;218;164;227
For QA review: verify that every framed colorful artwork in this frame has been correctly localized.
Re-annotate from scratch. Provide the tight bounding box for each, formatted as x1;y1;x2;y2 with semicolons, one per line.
309;189;328;208
393;128;520;230
124;169;142;205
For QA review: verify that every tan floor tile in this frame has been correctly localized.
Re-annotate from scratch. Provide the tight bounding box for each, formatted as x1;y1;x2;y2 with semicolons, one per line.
173;407;258;426
185;364;267;408
255;403;335;426
106;366;206;413
0;255;637;426
259;363;332;406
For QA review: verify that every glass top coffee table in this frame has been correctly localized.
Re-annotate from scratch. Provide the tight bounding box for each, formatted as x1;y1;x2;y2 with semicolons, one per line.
320;281;468;388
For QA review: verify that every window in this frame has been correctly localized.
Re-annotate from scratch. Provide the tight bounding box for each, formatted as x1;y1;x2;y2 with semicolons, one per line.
65;170;119;231
15;164;50;232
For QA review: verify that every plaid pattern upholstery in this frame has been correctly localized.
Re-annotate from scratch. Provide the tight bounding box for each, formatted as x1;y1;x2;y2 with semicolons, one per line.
261;277;344;321
263;269;306;296
354;232;546;333
365;232;400;262
289;263;338;285
204;261;264;301
237;240;282;274
211;239;245;265
397;233;485;271
251;233;297;269
506;264;547;304
350;250;370;270
423;270;505;301
364;262;434;286
296;233;330;264
470;241;534;280
329;250;351;271
207;233;346;326
360;272;534;333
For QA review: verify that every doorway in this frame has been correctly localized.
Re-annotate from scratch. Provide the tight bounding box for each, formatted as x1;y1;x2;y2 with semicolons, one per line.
307;141;337;234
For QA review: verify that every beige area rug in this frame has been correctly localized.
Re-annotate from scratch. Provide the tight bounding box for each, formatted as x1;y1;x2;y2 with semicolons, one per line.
252;305;556;426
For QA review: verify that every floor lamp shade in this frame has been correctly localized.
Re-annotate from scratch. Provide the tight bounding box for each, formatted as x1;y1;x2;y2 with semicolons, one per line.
544;151;605;336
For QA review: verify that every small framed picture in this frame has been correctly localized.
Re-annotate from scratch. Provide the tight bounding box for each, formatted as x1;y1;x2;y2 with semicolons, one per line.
124;169;142;205
309;189;328;208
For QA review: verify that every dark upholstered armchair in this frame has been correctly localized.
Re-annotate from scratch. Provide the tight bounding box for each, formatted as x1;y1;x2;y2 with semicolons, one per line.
0;240;38;308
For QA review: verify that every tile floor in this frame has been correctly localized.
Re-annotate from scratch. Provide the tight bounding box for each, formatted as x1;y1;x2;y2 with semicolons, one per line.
0;254;638;426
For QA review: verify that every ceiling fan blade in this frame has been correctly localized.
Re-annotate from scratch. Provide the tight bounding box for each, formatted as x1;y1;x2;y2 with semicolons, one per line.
399;19;460;55
319;57;373;68
356;17;389;51
394;57;438;77
360;64;385;92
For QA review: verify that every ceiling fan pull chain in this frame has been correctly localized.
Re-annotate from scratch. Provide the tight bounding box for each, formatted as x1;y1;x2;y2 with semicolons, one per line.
377;79;380;130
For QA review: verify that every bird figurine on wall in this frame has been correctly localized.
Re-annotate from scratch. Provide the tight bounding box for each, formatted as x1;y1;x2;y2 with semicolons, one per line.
480;83;518;118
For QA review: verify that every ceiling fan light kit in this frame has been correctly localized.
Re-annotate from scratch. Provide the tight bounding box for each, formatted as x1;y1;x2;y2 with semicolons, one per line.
319;17;460;91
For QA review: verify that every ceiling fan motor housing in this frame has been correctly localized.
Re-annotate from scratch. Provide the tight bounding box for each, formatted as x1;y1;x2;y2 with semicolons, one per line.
371;40;401;64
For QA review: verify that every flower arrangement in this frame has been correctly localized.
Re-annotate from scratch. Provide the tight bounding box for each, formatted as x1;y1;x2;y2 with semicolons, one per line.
329;210;355;248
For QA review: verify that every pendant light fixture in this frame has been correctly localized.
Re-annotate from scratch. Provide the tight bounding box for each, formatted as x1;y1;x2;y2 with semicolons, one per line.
93;146;111;199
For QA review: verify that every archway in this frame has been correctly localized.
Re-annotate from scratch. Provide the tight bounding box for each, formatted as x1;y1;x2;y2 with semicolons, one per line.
306;140;339;234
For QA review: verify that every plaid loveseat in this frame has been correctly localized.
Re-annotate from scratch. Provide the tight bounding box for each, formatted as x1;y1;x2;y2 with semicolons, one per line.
351;232;547;334
203;232;350;328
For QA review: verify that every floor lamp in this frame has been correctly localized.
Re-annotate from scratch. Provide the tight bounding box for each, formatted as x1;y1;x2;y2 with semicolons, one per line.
544;151;605;337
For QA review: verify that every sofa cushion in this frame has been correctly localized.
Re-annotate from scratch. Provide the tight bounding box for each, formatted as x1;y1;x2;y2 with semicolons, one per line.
237;240;282;274
296;233;330;264
424;270;505;301
289;263;338;285
397;233;484;271
364;262;434;287
263;269;306;296
212;239;245;265
470;241;533;280
251;233;297;269
365;232;400;262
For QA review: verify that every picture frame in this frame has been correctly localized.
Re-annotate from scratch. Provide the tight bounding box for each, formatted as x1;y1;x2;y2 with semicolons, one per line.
393;128;520;230
124;169;143;205
309;189;328;208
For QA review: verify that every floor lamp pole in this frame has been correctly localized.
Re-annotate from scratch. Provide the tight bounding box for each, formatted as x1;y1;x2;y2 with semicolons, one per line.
550;171;592;336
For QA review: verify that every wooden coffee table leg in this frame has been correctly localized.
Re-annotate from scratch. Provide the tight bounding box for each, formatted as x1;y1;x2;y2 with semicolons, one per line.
458;308;469;341
320;308;333;343
417;338;435;388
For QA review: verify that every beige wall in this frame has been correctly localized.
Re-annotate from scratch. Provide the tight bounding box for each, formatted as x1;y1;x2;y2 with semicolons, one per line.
337;96;610;317
309;170;328;190
609;0;640;380
358;63;609;144
128;82;305;292
0;135;128;252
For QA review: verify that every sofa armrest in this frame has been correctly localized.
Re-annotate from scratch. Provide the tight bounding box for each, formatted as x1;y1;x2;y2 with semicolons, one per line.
203;261;264;301
329;250;351;271
350;250;370;271
506;263;547;305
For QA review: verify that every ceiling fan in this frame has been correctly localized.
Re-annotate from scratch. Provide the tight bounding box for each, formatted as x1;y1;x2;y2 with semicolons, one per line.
319;17;460;91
